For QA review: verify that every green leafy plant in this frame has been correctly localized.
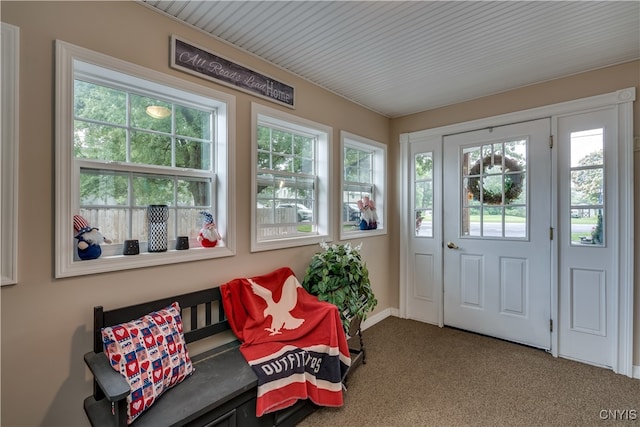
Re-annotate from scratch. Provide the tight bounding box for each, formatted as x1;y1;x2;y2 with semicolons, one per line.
302;242;378;333
591;210;603;244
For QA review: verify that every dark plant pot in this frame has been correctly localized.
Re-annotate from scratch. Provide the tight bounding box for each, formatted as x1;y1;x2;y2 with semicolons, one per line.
123;239;139;255
176;236;189;250
347;315;362;338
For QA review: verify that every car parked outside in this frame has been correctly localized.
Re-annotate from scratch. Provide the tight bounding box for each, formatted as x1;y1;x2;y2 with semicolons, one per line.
276;203;313;222
343;203;360;222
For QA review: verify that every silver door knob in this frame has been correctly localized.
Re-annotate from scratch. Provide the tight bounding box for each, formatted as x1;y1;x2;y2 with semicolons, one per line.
447;242;459;249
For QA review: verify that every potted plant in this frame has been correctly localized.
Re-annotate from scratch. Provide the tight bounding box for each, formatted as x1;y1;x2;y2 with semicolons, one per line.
302;242;378;335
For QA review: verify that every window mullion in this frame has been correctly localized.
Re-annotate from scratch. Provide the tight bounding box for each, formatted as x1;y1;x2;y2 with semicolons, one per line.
126;92;132;163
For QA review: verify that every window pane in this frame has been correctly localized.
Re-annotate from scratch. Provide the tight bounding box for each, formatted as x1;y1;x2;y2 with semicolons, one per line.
463;177;480;207
272;129;292;154
257;126;271;150
175;105;212;140
415;209;432;237
571;129;603;167
344;147;372;184
175;139;211;170
359;164;371;183
483;207;503;237
294;135;313;157
271;154;291;171
130;131;172;166
133;175;174;206
298;157;313;174
571;169;604;205
257;174;276;203
345;165;359;182
80;169;128;206
414;182;432;209
508;173;527;205
257;152;271;169
344;147;360;181
505;207;526;238
358;153;372;183
74;122;126;161
257;173;314;223
343;198;360;223
572;209;603;246
295;178;314;201
175;208;201;239
74;80;126;124
177;178;211;207
415;153;433;180
463;207;481;237
130;94;172;132
482;173;503;204
80;207;128;244
462;146;482;175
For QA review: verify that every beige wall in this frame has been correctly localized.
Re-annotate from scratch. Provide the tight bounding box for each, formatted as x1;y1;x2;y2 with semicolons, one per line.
1;2;392;425
2;1;638;426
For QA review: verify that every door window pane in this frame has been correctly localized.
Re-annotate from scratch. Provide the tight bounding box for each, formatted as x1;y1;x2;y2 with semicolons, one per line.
569;128;604;246
414;153;433;237
461;140;527;239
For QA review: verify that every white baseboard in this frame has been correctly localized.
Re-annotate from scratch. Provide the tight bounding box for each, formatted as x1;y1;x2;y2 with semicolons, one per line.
361;307;399;331
633;365;640;379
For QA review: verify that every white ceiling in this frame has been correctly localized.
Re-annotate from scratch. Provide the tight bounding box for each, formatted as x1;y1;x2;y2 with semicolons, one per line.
141;1;640;118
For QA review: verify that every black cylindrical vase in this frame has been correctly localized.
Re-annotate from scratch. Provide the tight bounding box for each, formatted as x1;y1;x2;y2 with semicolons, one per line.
147;205;168;252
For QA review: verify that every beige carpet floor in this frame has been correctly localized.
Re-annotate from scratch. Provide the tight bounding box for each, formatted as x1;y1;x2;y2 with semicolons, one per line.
298;316;640;427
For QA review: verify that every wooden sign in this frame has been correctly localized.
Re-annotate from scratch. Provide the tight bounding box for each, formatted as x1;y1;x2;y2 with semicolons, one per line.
171;35;294;108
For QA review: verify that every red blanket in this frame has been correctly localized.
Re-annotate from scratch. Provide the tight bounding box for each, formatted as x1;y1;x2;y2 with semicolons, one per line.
220;267;351;416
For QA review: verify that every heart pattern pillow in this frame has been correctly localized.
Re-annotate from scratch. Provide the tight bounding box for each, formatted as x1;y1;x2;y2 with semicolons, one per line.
102;302;193;424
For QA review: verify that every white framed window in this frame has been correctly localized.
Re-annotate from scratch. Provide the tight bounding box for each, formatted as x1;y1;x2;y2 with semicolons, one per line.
340;131;386;240
251;102;331;251
1;22;20;286
55;40;236;278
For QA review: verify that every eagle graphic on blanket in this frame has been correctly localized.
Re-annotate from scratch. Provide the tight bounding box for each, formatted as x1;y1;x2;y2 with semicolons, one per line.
220;267;351;417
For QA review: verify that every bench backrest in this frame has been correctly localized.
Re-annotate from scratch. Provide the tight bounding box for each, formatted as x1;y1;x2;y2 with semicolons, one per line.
93;287;229;354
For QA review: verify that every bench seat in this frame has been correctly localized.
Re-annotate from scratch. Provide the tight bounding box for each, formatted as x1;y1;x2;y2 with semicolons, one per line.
83;286;317;427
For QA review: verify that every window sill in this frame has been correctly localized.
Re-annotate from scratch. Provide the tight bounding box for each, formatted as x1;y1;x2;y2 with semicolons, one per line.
251;233;331;252
340;227;386;241
55;245;235;278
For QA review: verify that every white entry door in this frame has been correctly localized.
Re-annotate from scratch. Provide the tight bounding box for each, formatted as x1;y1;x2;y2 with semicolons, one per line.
442;119;552;349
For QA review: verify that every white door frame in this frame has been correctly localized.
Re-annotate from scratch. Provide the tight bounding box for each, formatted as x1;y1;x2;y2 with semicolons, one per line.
399;87;635;376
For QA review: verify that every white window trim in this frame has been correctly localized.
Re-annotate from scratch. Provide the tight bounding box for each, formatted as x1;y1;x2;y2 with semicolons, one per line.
55;40;236;278
340;131;387;240
1;22;20;286
251;102;332;252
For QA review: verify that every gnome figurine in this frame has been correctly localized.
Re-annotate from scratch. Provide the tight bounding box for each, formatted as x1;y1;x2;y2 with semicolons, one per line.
357;196;378;230
73;214;112;260
197;211;221;248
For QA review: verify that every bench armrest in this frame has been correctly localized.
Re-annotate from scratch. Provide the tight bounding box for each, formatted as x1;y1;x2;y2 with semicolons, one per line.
84;351;130;401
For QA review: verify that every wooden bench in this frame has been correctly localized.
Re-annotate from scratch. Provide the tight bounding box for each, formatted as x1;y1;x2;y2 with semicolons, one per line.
83;287;317;427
